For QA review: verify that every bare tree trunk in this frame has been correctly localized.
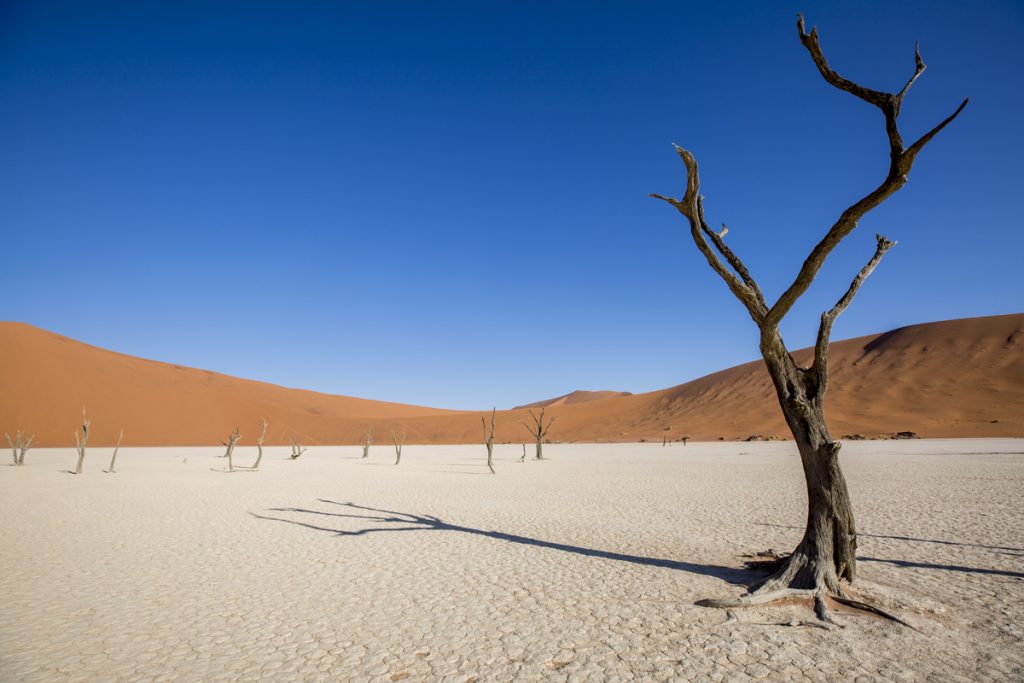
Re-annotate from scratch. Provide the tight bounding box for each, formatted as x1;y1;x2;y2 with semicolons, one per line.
224;428;241;472
73;409;91;475
362;427;373;459
521;407;556;461
391;429;405;465
652;14;965;625
289;435;307;459
520;444;526;462
482;408;496;474
107;430;124;473
5;431;34;466
252;417;268;470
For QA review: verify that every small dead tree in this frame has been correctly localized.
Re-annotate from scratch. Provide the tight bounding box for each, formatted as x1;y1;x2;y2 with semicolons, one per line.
652;14;966;623
361;427;374;459
482;407;496;474
681;435;689;447
520;444;526;462
106;430;124;473
72;409;91;474
5;430;35;466
251;417;268;470
223;427;241;472
391;428;406;465
520;407;556;460
289;435;307;459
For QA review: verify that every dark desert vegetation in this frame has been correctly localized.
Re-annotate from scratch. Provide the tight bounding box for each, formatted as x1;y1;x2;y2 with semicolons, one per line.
652;14;967;623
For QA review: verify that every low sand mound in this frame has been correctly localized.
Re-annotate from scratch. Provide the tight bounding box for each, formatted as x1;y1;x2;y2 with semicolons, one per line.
0;314;1021;445
514;390;633;410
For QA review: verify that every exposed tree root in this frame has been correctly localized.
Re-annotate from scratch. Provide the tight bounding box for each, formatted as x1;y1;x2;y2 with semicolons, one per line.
831;595;919;631
697;548;915;630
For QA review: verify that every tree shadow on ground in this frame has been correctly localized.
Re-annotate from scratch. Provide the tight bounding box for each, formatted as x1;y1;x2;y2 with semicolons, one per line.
756;522;1024;553
250;499;751;584
858;556;1024;579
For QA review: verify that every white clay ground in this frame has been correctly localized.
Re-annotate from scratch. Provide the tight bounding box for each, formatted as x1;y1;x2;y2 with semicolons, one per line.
1;440;1022;682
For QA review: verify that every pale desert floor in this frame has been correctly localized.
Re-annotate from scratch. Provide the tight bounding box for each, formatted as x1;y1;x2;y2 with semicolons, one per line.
1;440;1022;682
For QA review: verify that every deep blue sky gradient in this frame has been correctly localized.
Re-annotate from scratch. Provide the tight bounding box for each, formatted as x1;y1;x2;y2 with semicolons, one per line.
2;1;1022;408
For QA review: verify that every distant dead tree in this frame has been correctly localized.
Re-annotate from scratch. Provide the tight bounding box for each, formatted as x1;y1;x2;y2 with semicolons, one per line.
361;427;374;459
5;430;35;466
251;417;268;470
289;435;307;459
481;407;496;474
520;444;526;462
72;408;91;474
652;14;966;624
105;430;124;473
391;429;406;465
521;407;556;460
223;427;241;472
681;435;689;447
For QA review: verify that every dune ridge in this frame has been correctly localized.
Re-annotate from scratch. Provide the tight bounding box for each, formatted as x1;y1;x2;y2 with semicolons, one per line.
0;314;1021;446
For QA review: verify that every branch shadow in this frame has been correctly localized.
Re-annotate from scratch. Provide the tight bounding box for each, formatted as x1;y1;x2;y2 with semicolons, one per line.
858;557;1024;579
756;522;1024;553
249;499;750;584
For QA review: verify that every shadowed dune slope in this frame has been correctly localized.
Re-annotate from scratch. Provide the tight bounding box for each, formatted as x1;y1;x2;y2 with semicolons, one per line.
0;314;1021;446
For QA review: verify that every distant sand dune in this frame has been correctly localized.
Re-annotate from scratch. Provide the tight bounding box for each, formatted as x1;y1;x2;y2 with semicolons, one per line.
0;314;1021;446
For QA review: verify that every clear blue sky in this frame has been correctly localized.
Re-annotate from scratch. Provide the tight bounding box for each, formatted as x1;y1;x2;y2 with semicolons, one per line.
2;1;1022;409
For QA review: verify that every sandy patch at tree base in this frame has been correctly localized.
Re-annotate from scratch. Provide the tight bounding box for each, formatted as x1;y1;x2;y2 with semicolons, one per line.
1;440;1022;681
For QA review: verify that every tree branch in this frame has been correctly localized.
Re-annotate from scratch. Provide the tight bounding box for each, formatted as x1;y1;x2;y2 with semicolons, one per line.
812;234;896;384
651;146;767;324
764;15;967;329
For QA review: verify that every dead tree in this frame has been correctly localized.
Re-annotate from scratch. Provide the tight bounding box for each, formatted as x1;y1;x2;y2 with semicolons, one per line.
106;430;124;473
482;407;496;474
223;427;241;472
391;429;406;465
652;14;966;623
72;409;91;474
520;444;526;462
289;435;307;459
251;417;268;470
5;430;35;466
681;436;689;447
361;427;374;459
520;407;556;460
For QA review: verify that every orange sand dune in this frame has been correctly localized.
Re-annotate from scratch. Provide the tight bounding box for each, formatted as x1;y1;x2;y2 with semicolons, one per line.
0;314;1021;446
514;390;633;410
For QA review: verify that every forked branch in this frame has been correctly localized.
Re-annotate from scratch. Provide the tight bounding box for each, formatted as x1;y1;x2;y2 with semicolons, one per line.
765;15;967;328
812;234;896;384
651;148;767;324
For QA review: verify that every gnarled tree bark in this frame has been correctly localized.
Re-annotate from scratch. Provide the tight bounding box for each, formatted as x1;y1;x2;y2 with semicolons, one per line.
652;14;965;624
